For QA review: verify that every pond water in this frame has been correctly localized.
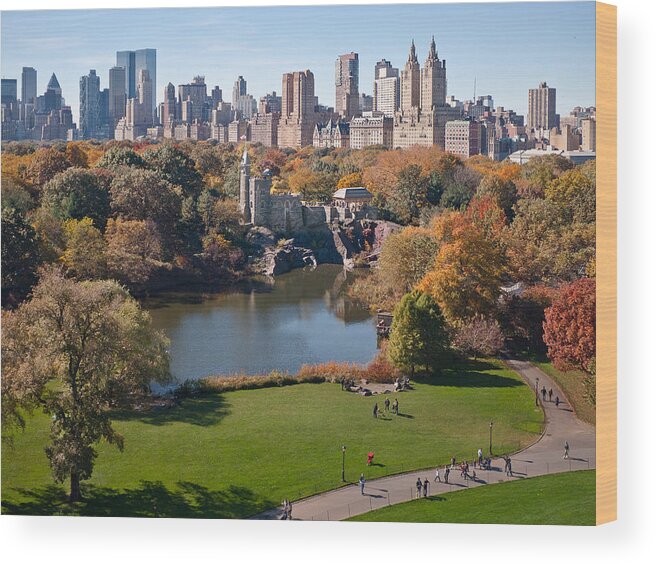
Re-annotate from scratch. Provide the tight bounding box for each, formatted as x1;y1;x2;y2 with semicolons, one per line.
145;265;378;385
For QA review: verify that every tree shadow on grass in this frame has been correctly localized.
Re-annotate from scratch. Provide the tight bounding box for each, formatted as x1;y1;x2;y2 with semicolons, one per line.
2;480;273;519
413;360;524;389
113;394;231;427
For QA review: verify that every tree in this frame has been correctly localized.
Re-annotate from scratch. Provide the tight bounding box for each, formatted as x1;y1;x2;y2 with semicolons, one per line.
439;166;481;210
337;171;363;189
1;177;35;214
420;213;505;324
60;218;108;280
94;146;145;170
476;174;517;218
105;218;164;286
41;168;111;229
24;146;71;189
109;168;182;243
543;278;596;374
387;164;430;224
1;207;41;305
142;143;203;198
1;268;170;502
545;166;596;224
515;154;573;198
387;291;451;377
453;316;505;358
65;143;89;168
378;226;439;298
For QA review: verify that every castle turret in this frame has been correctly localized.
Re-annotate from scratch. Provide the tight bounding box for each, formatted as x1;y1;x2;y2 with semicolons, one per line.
239;148;251;223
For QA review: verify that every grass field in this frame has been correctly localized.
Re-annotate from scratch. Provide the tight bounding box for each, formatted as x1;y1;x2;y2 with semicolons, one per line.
2;359;543;518
349;471;595;525
523;353;595;425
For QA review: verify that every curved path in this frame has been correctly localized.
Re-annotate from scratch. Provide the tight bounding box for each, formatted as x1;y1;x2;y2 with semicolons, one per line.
254;358;595;521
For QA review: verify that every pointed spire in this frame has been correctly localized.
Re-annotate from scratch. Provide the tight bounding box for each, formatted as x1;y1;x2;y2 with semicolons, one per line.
47;72;61;90
408;39;418;64
426;35;438;62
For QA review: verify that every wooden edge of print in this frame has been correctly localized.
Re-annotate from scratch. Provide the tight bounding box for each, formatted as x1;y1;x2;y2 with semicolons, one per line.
595;1;617;526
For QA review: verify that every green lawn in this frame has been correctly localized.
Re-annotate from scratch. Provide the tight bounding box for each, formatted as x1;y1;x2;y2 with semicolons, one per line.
2;359;543;518
523;353;595;425
349;471;595;525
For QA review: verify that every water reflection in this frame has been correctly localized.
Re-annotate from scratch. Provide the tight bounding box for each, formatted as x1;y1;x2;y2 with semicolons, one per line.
145;265;376;383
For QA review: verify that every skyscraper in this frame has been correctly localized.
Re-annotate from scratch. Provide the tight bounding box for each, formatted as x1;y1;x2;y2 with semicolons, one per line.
108;66;127;125
178;76;208;123
373;59;399;118
278;69;318;148
161;82;177;126
527;82;557;131
335;52;359;119
116;48;156;120
79;69;101;139
420;36;447;110
400;41;420;112
232;76;247;108
1;78;17;106
44;73;63;113
21;67;37;104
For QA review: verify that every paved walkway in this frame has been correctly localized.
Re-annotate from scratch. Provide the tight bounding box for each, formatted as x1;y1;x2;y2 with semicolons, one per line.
254;358;596;521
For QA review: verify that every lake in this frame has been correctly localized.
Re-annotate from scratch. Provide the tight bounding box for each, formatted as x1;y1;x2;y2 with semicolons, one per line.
145;265;378;385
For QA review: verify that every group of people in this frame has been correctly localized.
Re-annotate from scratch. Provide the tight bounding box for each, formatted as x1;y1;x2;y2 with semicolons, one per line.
280;498;293;520
393;376;411;392
373;397;399;418
540;384;561;407
415;477;430;498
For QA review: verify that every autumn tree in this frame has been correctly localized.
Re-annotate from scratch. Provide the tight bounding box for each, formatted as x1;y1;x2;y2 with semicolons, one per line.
377;226;439;298
105;218;164;286
24;146;72;189
476;174;517;218
337;171;363;188
545;165;596;224
452;316;505;359
387;291;451;377
60;218;108;280
94;145;145;170
515;154;573;198
1;269;170;502
543;278;596;374
420;213;505;324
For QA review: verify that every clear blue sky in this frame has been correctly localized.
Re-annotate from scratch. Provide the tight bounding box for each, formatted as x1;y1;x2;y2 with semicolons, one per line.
1;2;596;124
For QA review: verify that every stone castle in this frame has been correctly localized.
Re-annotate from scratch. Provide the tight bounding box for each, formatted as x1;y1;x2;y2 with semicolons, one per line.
238;149;375;233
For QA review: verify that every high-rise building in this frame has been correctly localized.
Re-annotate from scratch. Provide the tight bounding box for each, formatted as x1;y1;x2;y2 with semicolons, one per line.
400;41;420;112
116;48;156;120
43;73;63;113
108;66;126;126
21;67;37;104
79;69;101;139
278;69;318;148
178;76;208;123
335;52;359;120
232;76;247;108
393;38;461;149
527;82;557;131
1;79;17;106
581;117;596;151
211;86;223;107
420;36;447;111
350;112;394;149
445;119;483;160
161;82;177;126
258;92;282;114
373;59;399;118
137;69;153;126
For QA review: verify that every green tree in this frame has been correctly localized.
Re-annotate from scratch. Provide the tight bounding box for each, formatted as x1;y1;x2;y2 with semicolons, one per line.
94;146;145;170
1;207;41;305
1;268;170;502
388;164;430;224
387;291;451;378
41;168;111;229
545;166;596;224
476;175;518;218
143;143;203;198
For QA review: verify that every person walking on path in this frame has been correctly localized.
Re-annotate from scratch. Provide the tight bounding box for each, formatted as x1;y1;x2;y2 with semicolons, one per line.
287;500;293;520
416;478;422;499
444;467;450;484
563;441;570;459
359;473;366;495
548;388;553;402
423;478;429;497
555;396;560;407
451;456;456;468
281;499;288;520
477;448;483;467
434;466;441;483
507;458;513;477
541;386;547;401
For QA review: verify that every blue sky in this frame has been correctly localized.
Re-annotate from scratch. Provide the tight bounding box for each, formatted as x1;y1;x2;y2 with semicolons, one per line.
1;2;596;124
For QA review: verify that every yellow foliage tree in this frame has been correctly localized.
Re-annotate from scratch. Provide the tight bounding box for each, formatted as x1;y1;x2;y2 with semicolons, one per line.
337;171;362;188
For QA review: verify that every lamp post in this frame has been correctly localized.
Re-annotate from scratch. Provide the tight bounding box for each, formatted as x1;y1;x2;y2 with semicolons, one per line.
489;421;493;455
535;377;540;406
341;445;346;482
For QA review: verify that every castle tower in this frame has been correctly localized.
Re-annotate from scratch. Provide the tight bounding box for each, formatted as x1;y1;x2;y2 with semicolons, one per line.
239;148;251;223
420;36;447;112
400;40;421;113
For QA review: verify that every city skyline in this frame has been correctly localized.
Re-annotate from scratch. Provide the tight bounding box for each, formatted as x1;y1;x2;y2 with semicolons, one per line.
1;2;595;124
